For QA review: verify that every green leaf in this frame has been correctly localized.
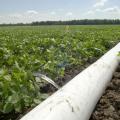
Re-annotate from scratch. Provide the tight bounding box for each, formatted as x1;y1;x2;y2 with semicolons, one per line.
3;75;11;81
3;103;13;113
14;101;22;112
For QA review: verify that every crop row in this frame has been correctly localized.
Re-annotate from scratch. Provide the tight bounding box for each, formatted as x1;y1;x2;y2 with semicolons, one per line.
0;25;120;114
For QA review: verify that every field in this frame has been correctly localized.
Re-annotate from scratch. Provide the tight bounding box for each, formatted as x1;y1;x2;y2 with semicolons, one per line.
0;25;120;119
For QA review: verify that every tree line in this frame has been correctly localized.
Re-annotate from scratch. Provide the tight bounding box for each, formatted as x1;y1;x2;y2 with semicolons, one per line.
31;19;120;25
1;19;120;26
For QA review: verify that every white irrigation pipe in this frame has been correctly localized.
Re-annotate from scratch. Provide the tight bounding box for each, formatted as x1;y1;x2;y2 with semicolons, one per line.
20;43;120;120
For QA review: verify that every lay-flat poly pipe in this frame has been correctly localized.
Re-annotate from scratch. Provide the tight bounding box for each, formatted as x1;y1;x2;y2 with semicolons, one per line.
20;43;120;120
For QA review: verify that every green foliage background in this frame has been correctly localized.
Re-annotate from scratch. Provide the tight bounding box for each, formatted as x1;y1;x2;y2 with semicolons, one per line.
0;25;120;114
